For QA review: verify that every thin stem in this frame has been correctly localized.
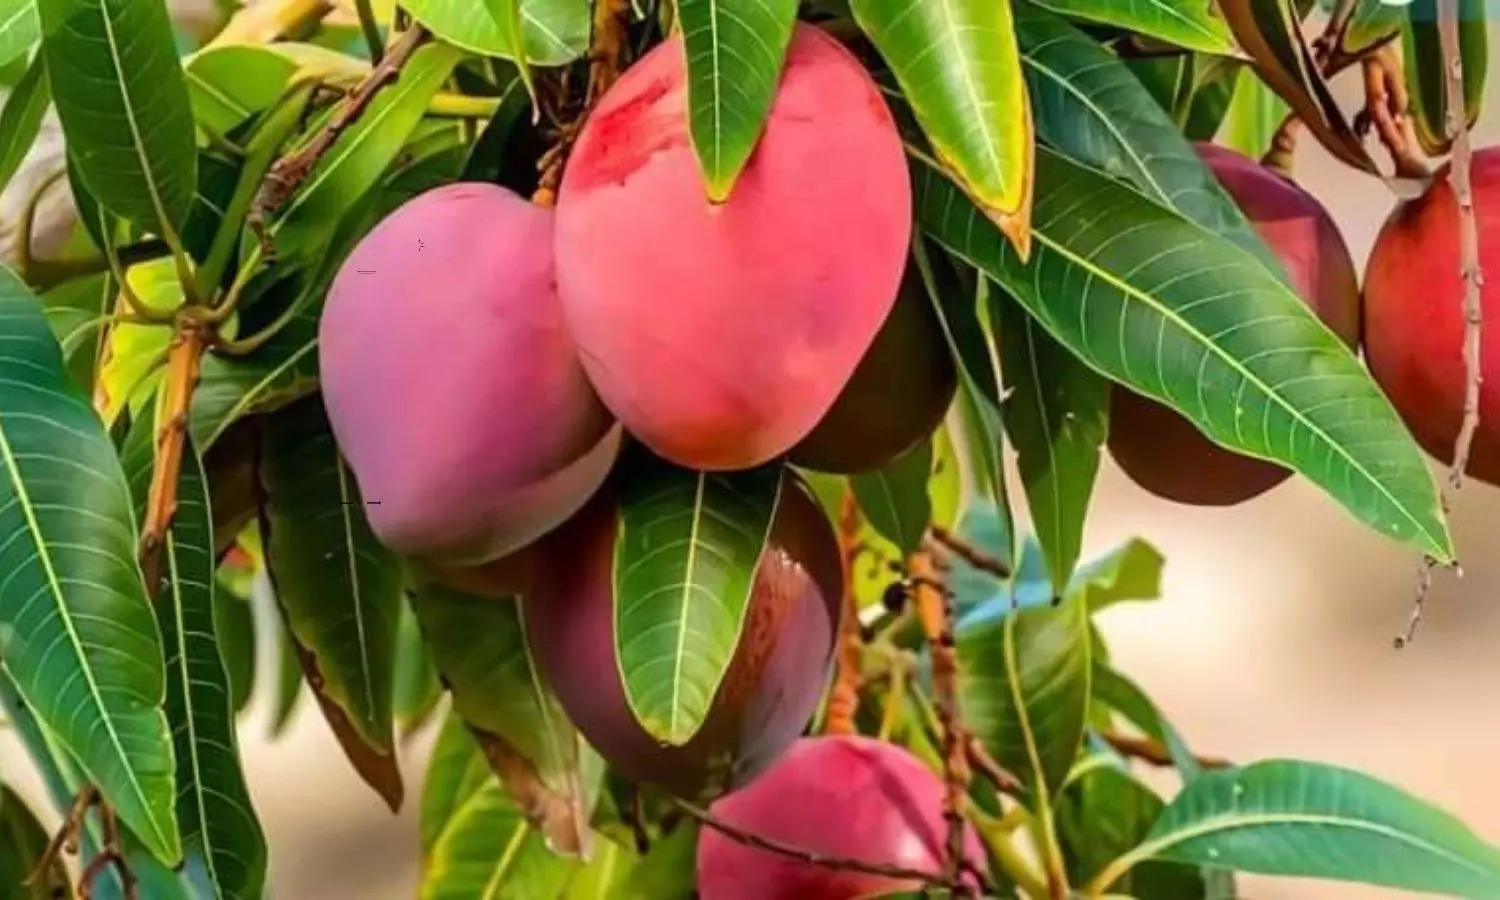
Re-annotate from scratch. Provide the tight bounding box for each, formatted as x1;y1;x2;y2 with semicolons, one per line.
825;490;864;737
354;0;384;64
138;325;207;597
674;798;961;891
927;525;1010;579
1099;730;1231;771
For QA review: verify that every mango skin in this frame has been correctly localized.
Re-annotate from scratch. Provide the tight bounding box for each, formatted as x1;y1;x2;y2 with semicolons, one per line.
791;264;958;474
1106;143;1361;506
522;471;842;801
553;23;912;471
1364;146;1500;486
696;735;988;899
319;182;620;565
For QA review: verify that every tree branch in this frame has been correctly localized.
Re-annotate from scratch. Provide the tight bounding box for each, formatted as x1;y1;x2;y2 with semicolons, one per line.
248;23;429;258
138;324;207;597
1100;730;1231;771
927;525;1010;580
825;490;864;737
1357;44;1432;180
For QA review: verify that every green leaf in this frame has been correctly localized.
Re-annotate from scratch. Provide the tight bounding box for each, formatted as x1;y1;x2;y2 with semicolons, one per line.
0;50;47;199
270;609;305;738
1056;764;1206;896
408;577;592;853
1030;0;1236;53
929;425;963;530
191;308;318;452
675;0;798;200
563;837;640;898
1215;0;1374;173
610;819;700;900
1402;0;1487;156
851;438;933;555
402;0;588;66
0;784;68;898
1015;6;1284;279
995;292;1107;592
913;145;1454;562
0;264;180;865
41;271;111;393
1219;67;1290;160
266;39;462;266
214;586;257;716
0;0;37;71
612;450;783;746
955;587;1092;800
1343;0;1402;57
37;0;197;236
420;714;579;899
183;41;367;138
392;598;441;737
121;408;267;900
419;709;495;857
1092;664;1201;778
852;0;1032;248
1069;538;1165;612
259;396;404;809
1093;761;1500;896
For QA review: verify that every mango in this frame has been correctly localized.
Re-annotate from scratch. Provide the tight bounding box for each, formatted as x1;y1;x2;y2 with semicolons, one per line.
522;469;842;801
319;182;620;565
696;735;987;899
553;23;912;471
1107;143;1361;506
1364;145;1500;486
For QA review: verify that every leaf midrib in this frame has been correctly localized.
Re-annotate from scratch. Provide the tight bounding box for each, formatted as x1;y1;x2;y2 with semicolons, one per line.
0;413;165;850
668;475;708;740
936;0;1006;188
334;456;378;734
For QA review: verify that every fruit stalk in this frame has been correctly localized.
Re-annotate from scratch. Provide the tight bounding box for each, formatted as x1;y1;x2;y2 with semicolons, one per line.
927;525;1011;579
1438;0;1484;495
1359;44;1432;180
908;550;977;893
823;490;865;737
1099;731;1232;771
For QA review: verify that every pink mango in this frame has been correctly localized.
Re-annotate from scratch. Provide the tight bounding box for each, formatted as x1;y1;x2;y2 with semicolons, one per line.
523;471;842;801
553;23;912;471
696;735;988;899
319;182;620;565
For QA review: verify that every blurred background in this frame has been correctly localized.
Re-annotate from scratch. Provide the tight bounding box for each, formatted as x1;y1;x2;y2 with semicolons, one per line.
5;2;1500;898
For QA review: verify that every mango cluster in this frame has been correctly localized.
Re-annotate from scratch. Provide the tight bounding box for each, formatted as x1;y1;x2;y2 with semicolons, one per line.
319;23;964;896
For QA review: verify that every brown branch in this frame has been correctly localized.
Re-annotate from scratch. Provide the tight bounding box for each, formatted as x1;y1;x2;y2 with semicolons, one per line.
1311;0;1359;70
28;785;95;887
79;799;135;900
1100;730;1232;771
927;525;1010;579
1357;44;1432;180
967;736;1024;796
909;551;974;894
139;324;206;598
674;798;959;890
824;491;864;737
248;23;429;258
1401;0;1484;648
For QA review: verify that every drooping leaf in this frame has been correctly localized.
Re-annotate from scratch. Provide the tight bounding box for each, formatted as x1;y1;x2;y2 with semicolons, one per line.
40;271;112;393
214;586;257;716
1094;761;1500;896
914;146;1453;563
1015;6;1285;280
408;577;592;854
955;587;1092;801
419;714;579;899
852;0;1033;251
183;41;368;138
96;257;187;429
402;0;589;65
0;0;38;70
0;783;68;898
259;395;404;809
191;308;318;452
1056;764;1206;896
0;264;180;864
851;437;933;555
1030;0;1236;53
1215;0;1375;173
1402;0;1487;156
0;49;47;199
1069;538;1165;611
37;0;198;236
995;292;1107;592
1183;61;1239;141
1342;0;1402;58
266;39;462;266
121;406;267;900
419;709;495;858
673;0;798;200
928;425;963;530
612;449;783;746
